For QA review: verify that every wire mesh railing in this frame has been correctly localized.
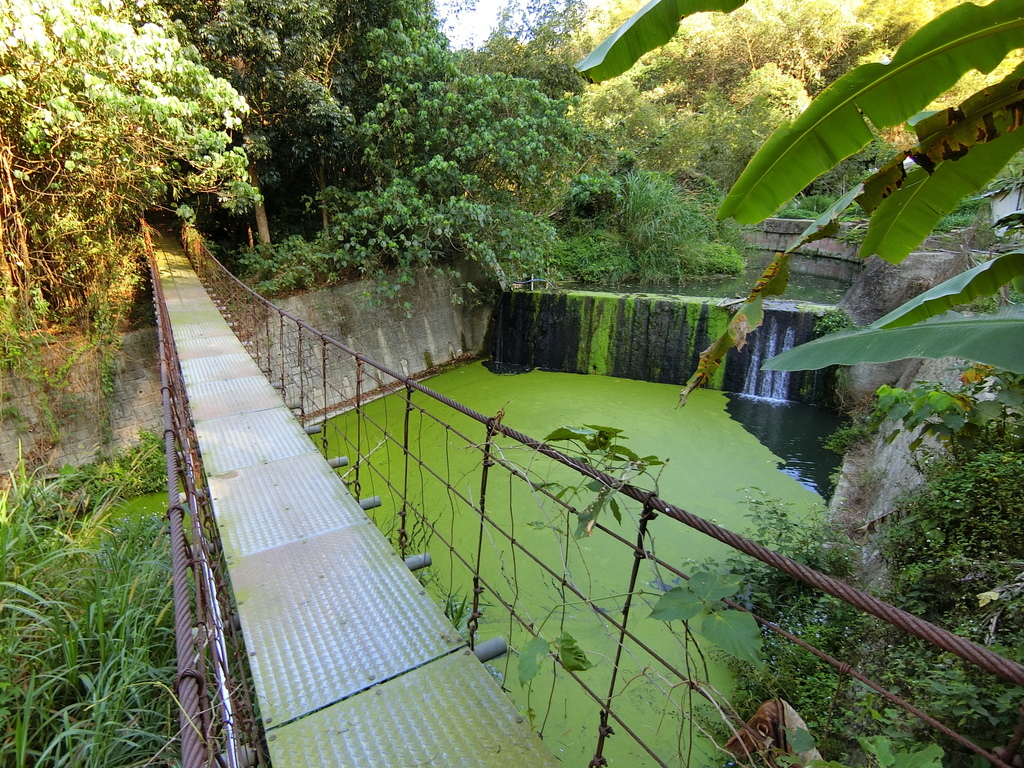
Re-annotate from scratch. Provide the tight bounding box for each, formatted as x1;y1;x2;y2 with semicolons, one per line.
178;223;1023;767
147;225;264;768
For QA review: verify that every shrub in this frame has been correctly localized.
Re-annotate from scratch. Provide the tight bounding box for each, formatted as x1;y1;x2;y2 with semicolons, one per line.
237;236;343;297
690;241;745;276
567;171;621;221
934;195;986;232
815;307;855;337
822;421;872;455
556;169;747;285
69;430;166;503
549;231;630;283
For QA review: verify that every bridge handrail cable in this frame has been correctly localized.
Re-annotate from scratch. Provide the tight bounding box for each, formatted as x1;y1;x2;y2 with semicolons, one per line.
177;222;1024;767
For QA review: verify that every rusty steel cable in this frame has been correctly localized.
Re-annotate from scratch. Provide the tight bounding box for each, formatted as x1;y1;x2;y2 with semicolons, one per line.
179;224;1024;766
147;226;263;768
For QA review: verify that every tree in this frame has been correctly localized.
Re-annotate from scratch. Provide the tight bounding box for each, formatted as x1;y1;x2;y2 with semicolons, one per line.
577;0;1024;395
459;0;591;99
0;0;252;350
159;0;372;243
308;17;585;295
175;0;586;297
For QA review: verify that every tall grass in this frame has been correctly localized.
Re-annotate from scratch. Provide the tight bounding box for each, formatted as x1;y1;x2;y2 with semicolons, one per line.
0;462;176;767
554;170;746;285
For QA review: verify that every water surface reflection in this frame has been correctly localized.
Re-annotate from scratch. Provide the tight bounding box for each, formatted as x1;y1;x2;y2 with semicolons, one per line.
725;393;844;499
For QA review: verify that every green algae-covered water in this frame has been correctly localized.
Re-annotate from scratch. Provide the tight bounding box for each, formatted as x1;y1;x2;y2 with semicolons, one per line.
323;361;829;766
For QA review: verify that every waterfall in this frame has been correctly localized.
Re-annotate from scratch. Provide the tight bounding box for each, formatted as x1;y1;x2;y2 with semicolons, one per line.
740;312;798;400
491;291;832;405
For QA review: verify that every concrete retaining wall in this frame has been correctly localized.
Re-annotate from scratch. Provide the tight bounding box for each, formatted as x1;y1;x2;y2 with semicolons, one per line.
745;218;865;282
276;265;492;384
0;328;163;473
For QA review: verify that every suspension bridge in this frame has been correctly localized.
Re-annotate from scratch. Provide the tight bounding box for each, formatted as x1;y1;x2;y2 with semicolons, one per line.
149;225;1024;768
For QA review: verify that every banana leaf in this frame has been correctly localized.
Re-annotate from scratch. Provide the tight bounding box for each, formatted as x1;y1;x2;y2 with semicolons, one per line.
719;0;1024;224
762;306;1024;374
871;250;1024;329
859;129;1024;263
575;0;747;83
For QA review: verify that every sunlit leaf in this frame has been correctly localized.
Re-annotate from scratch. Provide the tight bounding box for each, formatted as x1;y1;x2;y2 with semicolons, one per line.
871;250;1024;328
575;0;747;83
859;129;1024;263
978;590;1002;607
720;0;1024;224
649;585;706;622
554;632;594;672
785;184;863;251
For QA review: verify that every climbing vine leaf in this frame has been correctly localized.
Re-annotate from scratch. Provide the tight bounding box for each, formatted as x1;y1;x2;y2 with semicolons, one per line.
649;571;763;667
518;635;551;686
554;633;595;673
700;610;763;667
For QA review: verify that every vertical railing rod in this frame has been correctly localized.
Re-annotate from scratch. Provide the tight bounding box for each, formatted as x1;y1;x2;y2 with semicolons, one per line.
589;503;658;768
399;383;414;559
353;359;363;498
467;414;499;650
321;337;329;454
278;312;285;397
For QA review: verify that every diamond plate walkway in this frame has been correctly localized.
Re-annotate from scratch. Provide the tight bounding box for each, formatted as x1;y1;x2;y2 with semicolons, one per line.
154;241;560;767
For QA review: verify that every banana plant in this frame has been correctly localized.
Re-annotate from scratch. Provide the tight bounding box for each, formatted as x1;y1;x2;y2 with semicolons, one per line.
578;0;1024;382
763;250;1024;374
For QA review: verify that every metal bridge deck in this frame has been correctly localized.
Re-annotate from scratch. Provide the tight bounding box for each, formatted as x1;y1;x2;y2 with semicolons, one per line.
155;244;559;767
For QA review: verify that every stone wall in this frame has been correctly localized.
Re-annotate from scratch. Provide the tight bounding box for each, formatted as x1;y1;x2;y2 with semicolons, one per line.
745;217;862;266
0;328;163;473
829;358;961;559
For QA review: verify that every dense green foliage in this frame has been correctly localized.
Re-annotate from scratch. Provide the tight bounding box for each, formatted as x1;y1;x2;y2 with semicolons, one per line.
552;168;745;284
165;0;587;296
869;379;1024;756
723;372;1024;763
0;465;175;766
583;0;1024;393
875;368;1024;455
70;429;167;501
0;0;251;361
577;0;953;192
716;493;867;744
